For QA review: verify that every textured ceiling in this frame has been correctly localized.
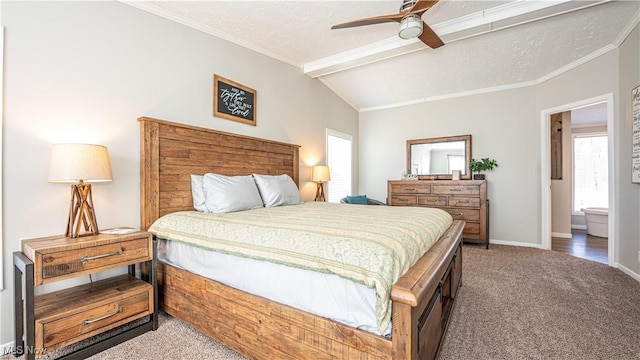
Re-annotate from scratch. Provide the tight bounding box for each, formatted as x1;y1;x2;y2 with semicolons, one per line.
129;0;640;111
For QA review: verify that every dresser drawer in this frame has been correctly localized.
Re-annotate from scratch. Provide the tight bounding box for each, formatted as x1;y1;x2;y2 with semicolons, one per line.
432;184;479;195
417;195;447;207
390;183;431;194
448;196;481;208
36;237;151;285
441;207;480;221
390;195;418;206
35;275;153;351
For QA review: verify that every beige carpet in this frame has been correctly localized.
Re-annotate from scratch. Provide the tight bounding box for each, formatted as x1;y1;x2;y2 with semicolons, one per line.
438;245;640;359
5;245;640;359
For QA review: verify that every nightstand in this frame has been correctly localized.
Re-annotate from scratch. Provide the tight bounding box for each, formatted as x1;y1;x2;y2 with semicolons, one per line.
13;230;158;360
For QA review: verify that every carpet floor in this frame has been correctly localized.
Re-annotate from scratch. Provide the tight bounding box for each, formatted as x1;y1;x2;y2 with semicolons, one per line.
5;244;640;359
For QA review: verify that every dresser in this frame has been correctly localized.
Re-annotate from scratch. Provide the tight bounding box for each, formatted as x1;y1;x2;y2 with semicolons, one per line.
387;180;489;248
13;230;157;359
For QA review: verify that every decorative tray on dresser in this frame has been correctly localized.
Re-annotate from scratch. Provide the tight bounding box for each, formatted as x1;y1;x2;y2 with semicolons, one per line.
387;179;489;248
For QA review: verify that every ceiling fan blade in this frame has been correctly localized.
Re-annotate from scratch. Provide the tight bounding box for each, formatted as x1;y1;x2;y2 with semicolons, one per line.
408;0;440;15
331;13;403;30
418;22;444;49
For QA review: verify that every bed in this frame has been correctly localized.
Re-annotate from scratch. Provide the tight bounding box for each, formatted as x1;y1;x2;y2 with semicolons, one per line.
139;117;464;360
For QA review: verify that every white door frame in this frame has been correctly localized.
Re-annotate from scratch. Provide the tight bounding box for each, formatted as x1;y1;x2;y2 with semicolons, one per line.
539;93;616;266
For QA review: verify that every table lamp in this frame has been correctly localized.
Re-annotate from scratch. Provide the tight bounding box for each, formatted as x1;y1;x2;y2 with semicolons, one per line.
48;144;113;238
312;165;331;202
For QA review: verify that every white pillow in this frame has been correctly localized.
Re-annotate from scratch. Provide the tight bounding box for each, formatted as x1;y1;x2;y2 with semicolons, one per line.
253;174;302;207
190;175;207;212
203;173;264;213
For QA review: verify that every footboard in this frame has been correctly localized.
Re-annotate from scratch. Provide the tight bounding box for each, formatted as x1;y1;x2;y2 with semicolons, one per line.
391;220;464;360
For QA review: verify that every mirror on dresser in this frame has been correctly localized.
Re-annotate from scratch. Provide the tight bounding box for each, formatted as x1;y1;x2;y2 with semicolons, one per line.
406;135;472;180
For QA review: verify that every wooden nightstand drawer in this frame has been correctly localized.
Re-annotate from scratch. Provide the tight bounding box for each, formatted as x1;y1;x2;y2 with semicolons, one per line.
22;232;152;285
39;238;149;282
35;274;153;352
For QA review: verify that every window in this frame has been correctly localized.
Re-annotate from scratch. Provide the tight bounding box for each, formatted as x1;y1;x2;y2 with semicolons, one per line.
326;129;352;203
573;134;608;213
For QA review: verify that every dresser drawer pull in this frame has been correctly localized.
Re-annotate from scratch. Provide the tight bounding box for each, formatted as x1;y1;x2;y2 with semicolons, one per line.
450;213;464;217
456;200;469;203
449;188;462;192
80;249;123;263
82;307;122;325
405;188;416;191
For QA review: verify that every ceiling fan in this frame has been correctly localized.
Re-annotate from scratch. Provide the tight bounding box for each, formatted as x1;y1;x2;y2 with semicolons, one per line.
331;0;444;49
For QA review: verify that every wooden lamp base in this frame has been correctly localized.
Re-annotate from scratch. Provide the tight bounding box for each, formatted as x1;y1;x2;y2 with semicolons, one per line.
314;182;326;202
66;182;100;238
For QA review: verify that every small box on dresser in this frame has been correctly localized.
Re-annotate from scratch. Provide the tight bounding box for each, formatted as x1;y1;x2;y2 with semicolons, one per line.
388;179;489;248
13;230;158;360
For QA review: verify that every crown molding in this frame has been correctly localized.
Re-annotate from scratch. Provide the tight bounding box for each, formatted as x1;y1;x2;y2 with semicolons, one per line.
613;8;640;46
358;42;620;113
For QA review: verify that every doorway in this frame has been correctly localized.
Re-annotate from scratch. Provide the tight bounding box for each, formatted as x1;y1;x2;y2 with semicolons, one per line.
540;94;615;266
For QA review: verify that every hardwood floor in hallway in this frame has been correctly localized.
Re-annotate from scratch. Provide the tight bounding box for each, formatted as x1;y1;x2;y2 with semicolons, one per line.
552;229;608;264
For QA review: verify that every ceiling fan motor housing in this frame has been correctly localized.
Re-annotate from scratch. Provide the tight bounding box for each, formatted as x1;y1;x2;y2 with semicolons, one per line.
399;0;418;12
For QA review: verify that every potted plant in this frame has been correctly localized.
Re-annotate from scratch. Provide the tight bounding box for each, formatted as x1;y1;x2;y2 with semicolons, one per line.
469;158;498;180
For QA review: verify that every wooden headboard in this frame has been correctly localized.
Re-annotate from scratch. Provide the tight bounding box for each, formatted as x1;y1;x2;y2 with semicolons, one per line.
139;117;300;230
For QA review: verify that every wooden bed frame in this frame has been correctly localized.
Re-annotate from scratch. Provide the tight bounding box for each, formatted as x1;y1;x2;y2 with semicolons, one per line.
139;117;464;360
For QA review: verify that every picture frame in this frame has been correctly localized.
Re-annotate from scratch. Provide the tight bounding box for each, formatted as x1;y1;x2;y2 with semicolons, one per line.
213;74;256;126
632;85;640;183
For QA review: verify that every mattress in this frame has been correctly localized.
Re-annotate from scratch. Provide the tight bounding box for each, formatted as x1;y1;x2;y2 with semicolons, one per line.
157;237;388;335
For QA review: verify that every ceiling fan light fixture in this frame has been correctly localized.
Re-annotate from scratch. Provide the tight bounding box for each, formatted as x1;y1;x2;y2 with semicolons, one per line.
398;14;423;39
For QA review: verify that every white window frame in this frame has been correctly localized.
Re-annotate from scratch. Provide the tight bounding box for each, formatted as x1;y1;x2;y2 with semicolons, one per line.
326;129;353;203
572;131;608;216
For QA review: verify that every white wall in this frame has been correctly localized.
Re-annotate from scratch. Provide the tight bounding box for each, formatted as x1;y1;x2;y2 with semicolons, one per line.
0;1;358;349
360;26;640;259
616;23;640;276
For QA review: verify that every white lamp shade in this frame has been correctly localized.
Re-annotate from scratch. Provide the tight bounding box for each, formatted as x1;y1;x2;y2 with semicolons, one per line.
312;165;331;182
48;143;113;183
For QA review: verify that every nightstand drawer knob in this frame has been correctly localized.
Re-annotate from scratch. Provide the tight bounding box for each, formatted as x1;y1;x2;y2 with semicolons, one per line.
80;248;123;263
82;307;123;325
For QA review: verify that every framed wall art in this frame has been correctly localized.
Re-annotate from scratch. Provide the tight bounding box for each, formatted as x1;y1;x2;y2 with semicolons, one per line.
632;85;640;183
213;74;256;126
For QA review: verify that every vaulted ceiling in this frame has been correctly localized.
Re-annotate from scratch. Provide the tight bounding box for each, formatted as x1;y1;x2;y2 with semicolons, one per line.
126;0;639;111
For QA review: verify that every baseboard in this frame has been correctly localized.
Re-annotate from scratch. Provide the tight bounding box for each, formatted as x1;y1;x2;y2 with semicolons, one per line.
571;225;587;230
489;239;543;248
551;232;573;239
618;263;640;283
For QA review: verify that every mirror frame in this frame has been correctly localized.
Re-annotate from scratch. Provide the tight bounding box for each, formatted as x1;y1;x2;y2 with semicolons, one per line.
406;134;472;180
